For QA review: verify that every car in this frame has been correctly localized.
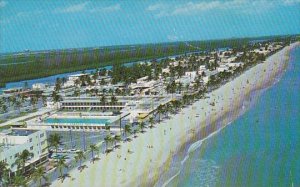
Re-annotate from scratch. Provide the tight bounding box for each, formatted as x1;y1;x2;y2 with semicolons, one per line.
51;154;70;159
69;149;81;153
57;148;66;153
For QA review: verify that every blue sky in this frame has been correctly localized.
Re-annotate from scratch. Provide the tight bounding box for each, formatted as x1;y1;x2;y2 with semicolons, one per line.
0;0;299;53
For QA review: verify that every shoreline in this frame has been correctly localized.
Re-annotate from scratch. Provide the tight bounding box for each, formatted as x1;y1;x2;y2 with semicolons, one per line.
157;43;299;187
50;42;299;187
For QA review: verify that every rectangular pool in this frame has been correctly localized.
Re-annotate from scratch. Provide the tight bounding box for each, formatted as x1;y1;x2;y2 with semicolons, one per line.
45;118;110;125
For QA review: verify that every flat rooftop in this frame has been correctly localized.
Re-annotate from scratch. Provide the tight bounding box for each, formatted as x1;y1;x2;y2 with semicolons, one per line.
0;129;38;137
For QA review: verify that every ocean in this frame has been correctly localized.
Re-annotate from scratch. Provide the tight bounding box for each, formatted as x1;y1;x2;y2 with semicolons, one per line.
165;46;300;187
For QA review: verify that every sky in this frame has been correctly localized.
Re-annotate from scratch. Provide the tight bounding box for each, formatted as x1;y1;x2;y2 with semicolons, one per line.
0;0;299;53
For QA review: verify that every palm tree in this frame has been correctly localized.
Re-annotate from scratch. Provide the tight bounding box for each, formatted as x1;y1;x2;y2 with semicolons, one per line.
124;124;132;141
157;104;164;122
149;117;155;129
74;89;80;97
41;95;47;106
51;91;61;103
12;175;27;187
100;78;106;85
165;103;172;118
74;79;81;87
9;96;16;107
16;149;33;174
113;135;121;149
0;161;11;186
56;155;68;179
15;100;22;113
110;95;118;105
182;94;190;105
139;122;146;133
75;151;86;169
177;82;183;93
1;104;8;113
32;166;48;187
48;133;62;155
89;144;99;163
133;129;139;138
30;96;38;109
104;134;112;152
108;88;114;96
100;95;106;105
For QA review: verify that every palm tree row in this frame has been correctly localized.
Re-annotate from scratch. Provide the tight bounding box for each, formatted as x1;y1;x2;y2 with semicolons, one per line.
0;149;50;187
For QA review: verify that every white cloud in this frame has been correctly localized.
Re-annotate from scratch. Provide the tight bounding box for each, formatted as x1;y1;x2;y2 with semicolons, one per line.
171;0;254;16
146;3;171;18
172;1;222;15
146;0;298;18
16;11;43;17
0;0;7;8
90;4;121;13
146;3;165;11
282;0;300;5
54;2;121;14
56;2;89;13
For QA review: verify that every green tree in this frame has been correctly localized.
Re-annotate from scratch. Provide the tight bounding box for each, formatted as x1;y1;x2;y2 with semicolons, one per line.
12;175;27;187
89;144;99;163
100;95;106;105
113;134;121;148
0;161;11;186
139;122;146;133
157;104;164;122
149;117;155;129
15;149;33;174
110;95;118;105
51;91;61;103
75;151;86;169
104;134;112;152
1;104;8;113
124;124;132;140
56;155;68;179
32;166;48;187
48;133;62;155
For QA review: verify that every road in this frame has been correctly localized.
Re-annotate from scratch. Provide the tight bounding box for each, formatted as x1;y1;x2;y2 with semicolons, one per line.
0;108;55;127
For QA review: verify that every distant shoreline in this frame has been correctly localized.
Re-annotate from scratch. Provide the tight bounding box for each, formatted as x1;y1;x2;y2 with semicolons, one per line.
1;34;298;56
49;41;298;187
156;42;300;187
129;42;299;187
1;35;298;88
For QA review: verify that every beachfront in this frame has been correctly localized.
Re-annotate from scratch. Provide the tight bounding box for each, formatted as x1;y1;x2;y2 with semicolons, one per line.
48;42;299;187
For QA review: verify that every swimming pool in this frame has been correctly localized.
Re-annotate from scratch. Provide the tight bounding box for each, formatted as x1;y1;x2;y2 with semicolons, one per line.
45;118;110;125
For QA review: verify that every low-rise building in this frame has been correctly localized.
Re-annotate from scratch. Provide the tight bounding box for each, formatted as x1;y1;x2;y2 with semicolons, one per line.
60;97;126;112
32;83;47;90
0;129;48;173
217;64;229;72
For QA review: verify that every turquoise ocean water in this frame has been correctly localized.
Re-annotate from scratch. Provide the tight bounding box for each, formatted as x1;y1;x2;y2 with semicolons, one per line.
165;46;300;187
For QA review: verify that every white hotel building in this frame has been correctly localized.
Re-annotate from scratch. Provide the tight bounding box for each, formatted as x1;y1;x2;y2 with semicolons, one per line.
0;129;48;173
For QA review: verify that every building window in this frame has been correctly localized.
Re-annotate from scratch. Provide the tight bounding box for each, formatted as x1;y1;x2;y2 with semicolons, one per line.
40;133;44;138
30;146;33;150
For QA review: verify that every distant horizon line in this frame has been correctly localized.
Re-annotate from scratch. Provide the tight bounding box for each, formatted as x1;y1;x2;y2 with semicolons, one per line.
1;33;299;56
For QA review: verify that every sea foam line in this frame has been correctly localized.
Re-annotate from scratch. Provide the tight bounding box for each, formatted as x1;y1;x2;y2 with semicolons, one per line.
162;122;230;187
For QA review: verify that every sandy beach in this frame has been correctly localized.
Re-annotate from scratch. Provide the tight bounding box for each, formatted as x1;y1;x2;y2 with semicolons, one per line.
51;42;299;187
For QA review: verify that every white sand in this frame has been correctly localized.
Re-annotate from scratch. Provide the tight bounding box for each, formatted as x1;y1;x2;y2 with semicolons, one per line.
51;42;299;187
